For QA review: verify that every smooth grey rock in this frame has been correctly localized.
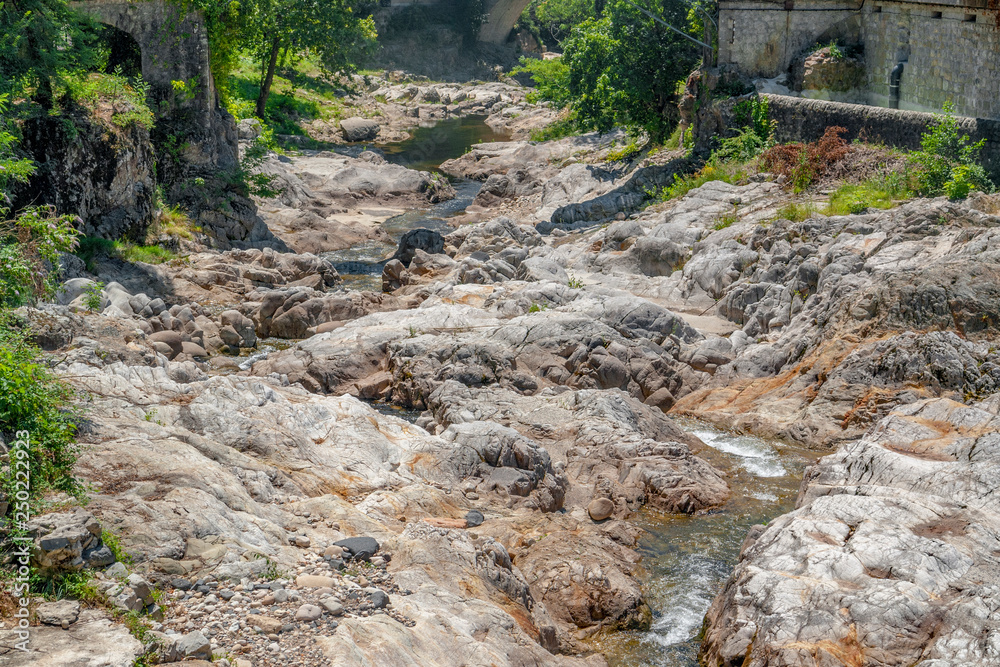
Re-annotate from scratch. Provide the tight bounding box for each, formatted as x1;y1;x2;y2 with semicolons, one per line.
294;603;323;622
36;599;81;627
340;117;380;142
334;536;380;562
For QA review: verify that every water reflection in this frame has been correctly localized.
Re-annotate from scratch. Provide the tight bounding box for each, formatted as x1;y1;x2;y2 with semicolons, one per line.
325;116;508;288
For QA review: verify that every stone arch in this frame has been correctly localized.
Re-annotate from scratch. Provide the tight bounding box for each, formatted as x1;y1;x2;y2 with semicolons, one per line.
99;24;143;78
70;0;238;177
479;0;533;44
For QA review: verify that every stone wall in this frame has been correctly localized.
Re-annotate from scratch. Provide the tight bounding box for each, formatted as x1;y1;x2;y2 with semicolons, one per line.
71;0;240;180
719;0;1000;119
861;1;1000;118
717;0;862;78
764;94;1000;179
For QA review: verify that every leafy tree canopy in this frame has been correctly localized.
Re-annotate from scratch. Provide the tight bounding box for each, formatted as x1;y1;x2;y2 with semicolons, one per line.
0;0;98;106
559;0;700;142
240;0;377;117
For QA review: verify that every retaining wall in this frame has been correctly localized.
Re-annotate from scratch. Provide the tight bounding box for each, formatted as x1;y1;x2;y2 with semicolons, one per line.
764;94;1000;179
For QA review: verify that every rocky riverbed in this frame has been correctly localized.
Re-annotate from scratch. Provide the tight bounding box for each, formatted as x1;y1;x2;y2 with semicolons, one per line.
6;77;1000;667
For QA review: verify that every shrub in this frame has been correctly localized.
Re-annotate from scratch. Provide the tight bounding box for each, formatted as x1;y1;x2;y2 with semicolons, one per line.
0;314;81;504
909;102;994;198
82;281;104;312
732;96;773;145
760;126;850;192
714;127;769;163
0;207;80;307
512;56;572;108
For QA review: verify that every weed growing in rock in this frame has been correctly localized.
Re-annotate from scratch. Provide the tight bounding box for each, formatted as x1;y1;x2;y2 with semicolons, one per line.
152;204;201;240
826;183;897;215
713;212;739;230
61;69;154;130
760;126;850;192
567;275;583;289
101;528;132;566
774;202;819;222
28;569;100;601
82;281;104;312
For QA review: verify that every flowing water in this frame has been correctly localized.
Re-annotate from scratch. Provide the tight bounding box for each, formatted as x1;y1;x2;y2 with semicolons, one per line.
595;422;813;666
325;117;811;665
324;116;509;290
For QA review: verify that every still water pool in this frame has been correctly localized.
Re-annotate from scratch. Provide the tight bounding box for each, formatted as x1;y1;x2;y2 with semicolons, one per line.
325;115;509;290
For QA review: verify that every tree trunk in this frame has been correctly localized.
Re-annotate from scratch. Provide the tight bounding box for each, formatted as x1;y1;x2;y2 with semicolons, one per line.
255;36;282;119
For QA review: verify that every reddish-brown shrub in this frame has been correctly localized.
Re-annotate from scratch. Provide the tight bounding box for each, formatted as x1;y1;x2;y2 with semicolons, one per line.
760;126;850;191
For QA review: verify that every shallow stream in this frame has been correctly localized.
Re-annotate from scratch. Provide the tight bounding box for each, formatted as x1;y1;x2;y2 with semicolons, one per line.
596;423;812;666
323;115;509;290
324;117;811;665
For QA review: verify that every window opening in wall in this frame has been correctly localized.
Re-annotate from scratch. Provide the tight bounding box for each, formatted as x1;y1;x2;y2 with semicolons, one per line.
874;5;882;12
931;11;942;19
964;13;977;22
730;18;736;45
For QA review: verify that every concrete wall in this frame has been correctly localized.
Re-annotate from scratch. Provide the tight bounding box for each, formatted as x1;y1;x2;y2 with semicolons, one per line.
720;0;1000;119
764;94;1000;179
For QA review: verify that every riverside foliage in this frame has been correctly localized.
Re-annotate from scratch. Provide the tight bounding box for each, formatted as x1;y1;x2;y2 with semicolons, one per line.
516;0;701;142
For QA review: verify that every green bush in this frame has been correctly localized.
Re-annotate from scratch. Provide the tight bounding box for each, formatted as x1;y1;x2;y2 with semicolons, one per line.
731;96;773;145
0;207;80;307
910;102;994;198
714;127;768;163
512;56;573;108
0;314;81;505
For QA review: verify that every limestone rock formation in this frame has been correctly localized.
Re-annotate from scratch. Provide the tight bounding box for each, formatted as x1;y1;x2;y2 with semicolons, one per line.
700;396;1000;667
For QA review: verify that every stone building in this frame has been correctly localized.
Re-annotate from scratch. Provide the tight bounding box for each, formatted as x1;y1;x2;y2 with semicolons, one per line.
718;0;1000;119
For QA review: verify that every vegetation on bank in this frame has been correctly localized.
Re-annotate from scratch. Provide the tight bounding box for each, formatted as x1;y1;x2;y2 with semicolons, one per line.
645;97;995;216
0;110;83;510
515;0;703;143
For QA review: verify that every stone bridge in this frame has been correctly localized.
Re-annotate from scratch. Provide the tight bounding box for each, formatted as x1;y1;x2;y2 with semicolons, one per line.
387;0;532;44
70;0;238;180
480;0;533;44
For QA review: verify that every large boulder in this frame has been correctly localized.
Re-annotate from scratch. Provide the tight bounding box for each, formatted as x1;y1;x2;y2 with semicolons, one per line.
340;117;381;142
392;229;445;267
27;510;113;574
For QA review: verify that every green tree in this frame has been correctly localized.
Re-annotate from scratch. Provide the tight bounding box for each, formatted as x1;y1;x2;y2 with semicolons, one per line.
520;0;597;47
0;96;34;213
242;0;377;118
561;0;700;142
0;0;98;106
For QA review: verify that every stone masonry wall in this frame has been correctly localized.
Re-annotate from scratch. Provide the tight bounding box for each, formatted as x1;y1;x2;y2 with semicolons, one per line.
719;0;1000;119
764;94;1000;179
861;1;1000;118
718;0;862;78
